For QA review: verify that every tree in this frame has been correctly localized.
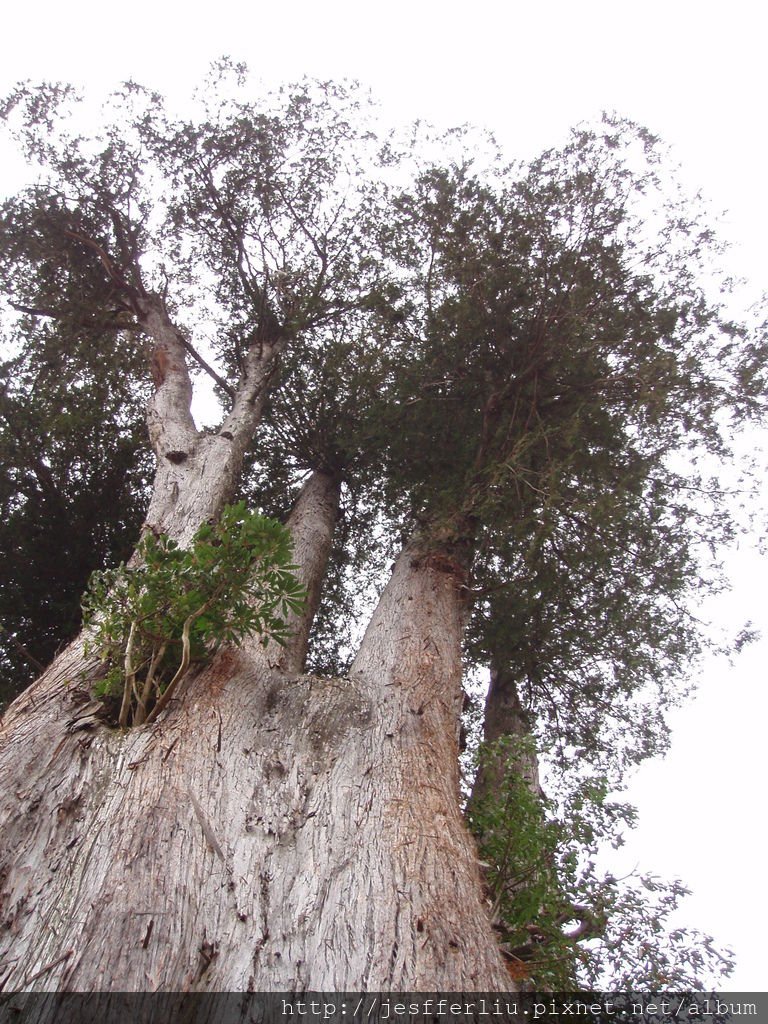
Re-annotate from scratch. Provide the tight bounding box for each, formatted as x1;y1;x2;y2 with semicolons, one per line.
0;67;763;993
0;314;151;709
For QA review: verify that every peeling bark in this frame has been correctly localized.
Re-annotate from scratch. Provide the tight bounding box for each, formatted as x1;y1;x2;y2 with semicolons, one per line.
0;291;511;990
0;536;510;991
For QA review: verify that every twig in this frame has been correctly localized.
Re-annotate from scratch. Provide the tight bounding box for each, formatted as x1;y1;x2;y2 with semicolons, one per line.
145;600;211;724
161;736;180;762
134;641;167;726
0;626;45;672
175;330;236;400
23;949;73;984
119;620;138;728
188;788;225;862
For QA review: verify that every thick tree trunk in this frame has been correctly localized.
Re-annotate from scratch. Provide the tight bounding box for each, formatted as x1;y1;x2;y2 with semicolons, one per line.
339;544;511;988
0;284;509;991
137;293;285;546
0;517;509;993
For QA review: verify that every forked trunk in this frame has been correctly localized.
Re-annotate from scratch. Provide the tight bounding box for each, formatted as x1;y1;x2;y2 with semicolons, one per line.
0;285;509;991
0;490;510;992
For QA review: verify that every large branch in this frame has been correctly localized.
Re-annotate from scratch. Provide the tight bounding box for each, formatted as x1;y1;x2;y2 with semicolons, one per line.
219;336;287;456
7;300;138;334
237;469;341;672
138;294;199;463
139;324;290;544
278;469;341;673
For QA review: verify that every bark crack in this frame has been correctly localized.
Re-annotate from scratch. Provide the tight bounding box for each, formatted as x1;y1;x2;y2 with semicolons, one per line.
188;788;226;863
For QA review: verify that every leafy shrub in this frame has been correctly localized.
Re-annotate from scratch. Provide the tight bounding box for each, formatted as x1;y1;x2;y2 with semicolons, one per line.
467;736;735;988
82;502;305;726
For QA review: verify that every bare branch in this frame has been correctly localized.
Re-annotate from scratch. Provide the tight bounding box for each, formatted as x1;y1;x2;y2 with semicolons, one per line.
0;626;46;673
137;294;198;461
275;470;342;673
174;329;235;401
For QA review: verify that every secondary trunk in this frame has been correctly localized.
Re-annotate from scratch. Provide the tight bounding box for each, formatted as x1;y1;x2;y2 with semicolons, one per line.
138;293;286;547
467;664;600;984
469;663;543;813
0;503;510;992
0;282;510;990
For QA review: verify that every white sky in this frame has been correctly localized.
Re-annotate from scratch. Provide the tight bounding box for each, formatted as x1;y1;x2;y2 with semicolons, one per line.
2;0;766;991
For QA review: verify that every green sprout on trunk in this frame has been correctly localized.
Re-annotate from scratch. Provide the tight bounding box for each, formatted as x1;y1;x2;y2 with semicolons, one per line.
82;502;305;727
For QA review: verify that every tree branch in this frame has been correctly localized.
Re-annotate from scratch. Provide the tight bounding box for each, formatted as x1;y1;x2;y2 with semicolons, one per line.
137;294;199;461
145;599;212;724
219;335;287;453
7;300;140;333
0;625;46;673
275;470;342;673
174;330;235;400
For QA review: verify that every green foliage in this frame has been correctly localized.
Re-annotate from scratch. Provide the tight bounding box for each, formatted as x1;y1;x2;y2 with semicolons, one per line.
82;503;305;726
0;82;157;709
468;736;579;988
1;74;763;985
0;329;151;710
370;117;766;784
468;736;735;989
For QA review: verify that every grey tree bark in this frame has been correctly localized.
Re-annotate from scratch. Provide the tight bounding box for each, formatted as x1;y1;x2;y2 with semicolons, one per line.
0;296;511;992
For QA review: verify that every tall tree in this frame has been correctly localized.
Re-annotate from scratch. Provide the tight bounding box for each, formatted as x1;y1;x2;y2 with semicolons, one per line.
0;321;151;708
0;70;763;993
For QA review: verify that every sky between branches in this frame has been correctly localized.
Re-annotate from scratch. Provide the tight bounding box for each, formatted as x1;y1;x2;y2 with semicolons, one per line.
0;0;765;988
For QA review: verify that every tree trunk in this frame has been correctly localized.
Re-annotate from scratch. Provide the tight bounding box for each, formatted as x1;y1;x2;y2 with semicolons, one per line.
469;663;543;814
0;282;510;991
138;293;286;547
263;469;342;675
0;512;509;993
467;664;600;983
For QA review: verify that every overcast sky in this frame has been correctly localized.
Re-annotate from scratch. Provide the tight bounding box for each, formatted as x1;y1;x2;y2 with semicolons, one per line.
1;0;765;990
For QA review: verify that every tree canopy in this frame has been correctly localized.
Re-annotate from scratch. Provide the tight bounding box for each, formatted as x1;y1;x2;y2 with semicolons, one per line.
0;285;151;706
1;66;764;988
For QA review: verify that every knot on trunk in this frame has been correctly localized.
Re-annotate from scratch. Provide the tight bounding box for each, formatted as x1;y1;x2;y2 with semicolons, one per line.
164;449;188;464
409;549;471;586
